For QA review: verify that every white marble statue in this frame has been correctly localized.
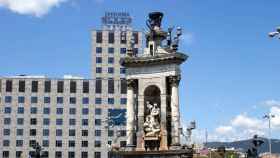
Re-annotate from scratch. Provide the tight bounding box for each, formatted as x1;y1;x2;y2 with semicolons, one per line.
144;102;161;137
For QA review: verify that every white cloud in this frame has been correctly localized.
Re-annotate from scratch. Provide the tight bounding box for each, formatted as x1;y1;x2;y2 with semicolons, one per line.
215;126;234;135
231;114;263;130
262;99;280;107
181;32;194;45
0;0;67;17
270;106;280;127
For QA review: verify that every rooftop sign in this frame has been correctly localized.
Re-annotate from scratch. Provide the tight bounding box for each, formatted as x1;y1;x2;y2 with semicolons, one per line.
102;12;132;26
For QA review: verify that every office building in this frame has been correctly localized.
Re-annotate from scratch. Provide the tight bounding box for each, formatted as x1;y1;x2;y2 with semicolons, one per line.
0;12;142;158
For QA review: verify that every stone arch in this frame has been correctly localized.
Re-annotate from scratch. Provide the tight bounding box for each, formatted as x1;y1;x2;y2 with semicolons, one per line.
143;85;161;117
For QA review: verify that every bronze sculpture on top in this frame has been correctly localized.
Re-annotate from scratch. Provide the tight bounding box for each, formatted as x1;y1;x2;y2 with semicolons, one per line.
112;12;193;158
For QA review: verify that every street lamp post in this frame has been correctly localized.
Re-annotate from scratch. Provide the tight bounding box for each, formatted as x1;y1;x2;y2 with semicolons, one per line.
263;113;275;158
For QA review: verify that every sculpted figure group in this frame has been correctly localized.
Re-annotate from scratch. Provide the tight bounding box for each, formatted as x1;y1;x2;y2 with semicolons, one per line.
143;101;161;137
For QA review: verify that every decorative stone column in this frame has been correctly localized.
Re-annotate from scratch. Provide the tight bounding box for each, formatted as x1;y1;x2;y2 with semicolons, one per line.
169;75;181;147
126;79;136;148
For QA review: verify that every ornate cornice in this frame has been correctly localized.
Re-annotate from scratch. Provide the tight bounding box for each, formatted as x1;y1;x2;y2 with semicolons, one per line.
120;52;188;67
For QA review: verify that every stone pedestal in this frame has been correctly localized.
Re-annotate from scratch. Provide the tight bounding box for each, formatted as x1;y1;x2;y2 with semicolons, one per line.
109;149;194;158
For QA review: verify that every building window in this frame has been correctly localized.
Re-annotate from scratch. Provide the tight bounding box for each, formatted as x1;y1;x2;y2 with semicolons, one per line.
120;141;127;147
95;78;102;93
30;118;37;125
18;96;25;103
17;129;23;136
69;129;75;136
3;151;9;158
16;140;23;147
82;130;88;136
81;141;88;147
95;119;101;126
4;107;11;114
108;67;114;73
43;107;50;114
29;140;36;147
44;97;50;104
3;140;10;147
70;81;76;93
56;119;63;125
17;118;24;125
95;130;101;136
96;31;102;43
108;32;114;44
18;80;25;92
108;79;114;94
96;57;102;64
31;96;38;104
56;140;62;147
108;57;114;64
120;98;127;105
4;118;11;125
108;47;114;54
120;31;127;44
5;96;12;103
69;119;76;125
94;141;101;147
3;129;10;136
31;81;38;93
82;119;88;126
95;98;102;104
69;140;75;147
119;130;127;137
96;67;102;73
120;68;126;74
68;151;75;158
133;32;139;44
55;151;62;158
108;130;114;137
69;108;76;115
121;79;127;94
108;98;114;104
30;107;37;114
82;152;88;158
95;108;102;115
56;108;63;114
133;48;139;55
44;80;51;93
57;81;64;93
43;129;49;136
120;48;126;54
96;47;102;53
94;152;101;158
56;129;63;136
30;129;36;136
57;97;63;104
82;108;89;115
82;97;89;104
83;81;89;93
69;97;76;104
6;80;12;92
18;107;24;114
16;151;22;158
43;140;49;147
43;118;50;125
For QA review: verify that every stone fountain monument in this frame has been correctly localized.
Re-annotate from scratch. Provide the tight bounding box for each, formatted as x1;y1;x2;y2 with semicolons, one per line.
109;12;193;158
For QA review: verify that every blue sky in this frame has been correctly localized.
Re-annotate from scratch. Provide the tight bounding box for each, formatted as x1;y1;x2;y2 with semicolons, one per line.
1;0;280;142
